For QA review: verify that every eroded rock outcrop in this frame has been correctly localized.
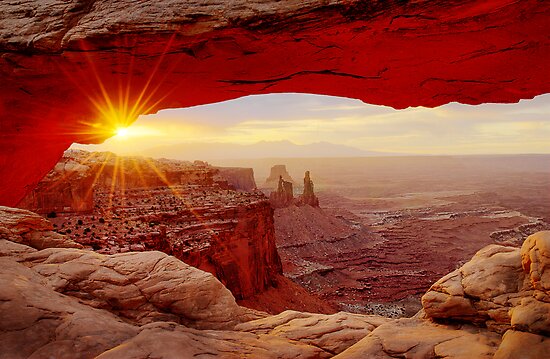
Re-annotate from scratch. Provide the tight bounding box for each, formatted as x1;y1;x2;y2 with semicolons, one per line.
270;170;320;208
335;318;502;358
297;171;320;207
236;310;391;355
0;206;82;250
270;175;295;209
0;209;388;358
421;233;550;336
417;232;550;355
16;150;281;300
2;207;550;357
265;165;295;189
215;167;257;192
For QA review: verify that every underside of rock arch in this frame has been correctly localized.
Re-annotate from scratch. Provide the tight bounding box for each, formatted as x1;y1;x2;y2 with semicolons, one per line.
1;0;549;205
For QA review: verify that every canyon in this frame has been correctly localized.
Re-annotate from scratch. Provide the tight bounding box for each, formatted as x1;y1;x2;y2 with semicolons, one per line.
254;156;550;316
2;1;550;357
16;150;335;313
18;150;281;299
1;205;550;358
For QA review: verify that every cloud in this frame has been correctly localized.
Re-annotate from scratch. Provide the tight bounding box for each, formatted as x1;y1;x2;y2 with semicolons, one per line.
73;93;550;156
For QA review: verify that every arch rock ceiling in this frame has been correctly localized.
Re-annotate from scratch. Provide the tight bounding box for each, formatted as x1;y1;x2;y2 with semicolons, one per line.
1;0;549;205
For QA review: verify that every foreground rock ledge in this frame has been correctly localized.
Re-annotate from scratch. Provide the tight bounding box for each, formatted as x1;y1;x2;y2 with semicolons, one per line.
1;0;550;206
1;207;550;358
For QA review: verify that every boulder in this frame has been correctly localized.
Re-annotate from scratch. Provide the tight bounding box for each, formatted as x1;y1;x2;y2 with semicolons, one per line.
521;231;550;302
20;247;262;329
0;257;139;359
236;310;391;355
494;330;550;359
0;206;82;250
334;318;501;359
422;244;530;332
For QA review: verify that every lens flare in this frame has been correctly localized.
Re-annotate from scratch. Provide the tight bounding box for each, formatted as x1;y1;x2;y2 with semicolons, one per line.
116;127;129;137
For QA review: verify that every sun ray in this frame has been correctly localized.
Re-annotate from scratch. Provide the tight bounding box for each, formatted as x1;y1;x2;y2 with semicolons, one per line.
141;157;218;237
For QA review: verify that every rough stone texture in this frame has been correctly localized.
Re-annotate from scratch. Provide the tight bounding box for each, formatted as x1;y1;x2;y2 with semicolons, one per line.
21;248;261;329
0;208;386;358
0;206;82;250
334;318;502;359
215;167;257;192
2;1;550;206
494;330;550;359
521;230;550;302
0;257;140;359
422;231;550;339
2;206;550;357
97;322;329;359
422;244;530;333
18;150;282;300
0;242;338;359
236;310;391;355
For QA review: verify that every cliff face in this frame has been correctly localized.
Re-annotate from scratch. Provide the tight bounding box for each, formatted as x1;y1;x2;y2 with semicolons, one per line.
17;159;95;213
2;0;549;206
215;167;257;192
265;165;295;189
19;150;282;300
167;200;282;299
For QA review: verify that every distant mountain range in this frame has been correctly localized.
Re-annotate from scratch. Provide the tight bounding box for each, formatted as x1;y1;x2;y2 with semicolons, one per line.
140;140;400;161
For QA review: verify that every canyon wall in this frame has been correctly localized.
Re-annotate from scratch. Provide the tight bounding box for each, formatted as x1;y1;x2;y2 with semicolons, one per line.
215;167;257;192
2;0;549;206
17;159;95;214
19;150;282;300
163;200;282;299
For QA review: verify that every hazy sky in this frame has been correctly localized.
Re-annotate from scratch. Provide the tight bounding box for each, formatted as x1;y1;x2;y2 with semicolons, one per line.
73;93;550;156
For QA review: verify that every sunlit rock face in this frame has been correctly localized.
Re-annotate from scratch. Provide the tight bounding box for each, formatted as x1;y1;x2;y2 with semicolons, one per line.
16;150;282;300
2;208;550;357
1;0;549;205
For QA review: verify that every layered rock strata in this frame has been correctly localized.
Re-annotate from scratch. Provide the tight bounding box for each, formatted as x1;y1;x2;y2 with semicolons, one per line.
18;150;281;300
265;165;295;189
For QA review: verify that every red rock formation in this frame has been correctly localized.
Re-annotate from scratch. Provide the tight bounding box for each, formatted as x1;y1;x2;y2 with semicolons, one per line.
269;170;320;208
162;198;283;299
297;171;320;207
2;210;550;358
3;0;548;206
22;150;282;300
17;158;95;213
265;165;295;189
270;176;295;209
215;167;257;192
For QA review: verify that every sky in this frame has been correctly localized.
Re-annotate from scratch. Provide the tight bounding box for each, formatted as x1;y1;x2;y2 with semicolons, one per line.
72;93;550;156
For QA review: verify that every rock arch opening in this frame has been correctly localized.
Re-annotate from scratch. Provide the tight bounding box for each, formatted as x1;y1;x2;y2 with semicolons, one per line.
2;1;550;356
1;0;549;206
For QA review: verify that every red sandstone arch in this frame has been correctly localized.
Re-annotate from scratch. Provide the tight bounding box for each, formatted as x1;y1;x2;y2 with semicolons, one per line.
1;0;549;206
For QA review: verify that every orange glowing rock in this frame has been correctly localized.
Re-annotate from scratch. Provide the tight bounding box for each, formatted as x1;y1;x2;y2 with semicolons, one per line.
1;0;549;205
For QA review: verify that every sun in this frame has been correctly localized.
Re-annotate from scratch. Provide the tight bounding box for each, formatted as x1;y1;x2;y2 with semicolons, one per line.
116;127;129;137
